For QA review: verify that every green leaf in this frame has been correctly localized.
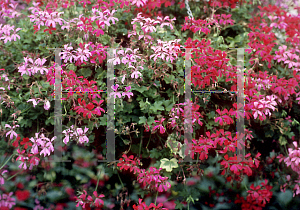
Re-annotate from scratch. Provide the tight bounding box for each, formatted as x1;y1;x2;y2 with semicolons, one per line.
150;148;161;159
162;100;173;112
277;190;293;206
279;136;287;146
138;116;147;125
150;101;164;112
160;158;178;172
80;68;92;77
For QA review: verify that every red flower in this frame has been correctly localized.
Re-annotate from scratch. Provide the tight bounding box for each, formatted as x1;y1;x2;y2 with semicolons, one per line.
16;190;30;201
44;26;56;34
17;182;24;189
12;135;21;147
20;137;32;149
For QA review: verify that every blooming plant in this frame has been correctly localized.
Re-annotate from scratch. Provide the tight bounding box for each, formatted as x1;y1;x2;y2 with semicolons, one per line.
0;0;300;209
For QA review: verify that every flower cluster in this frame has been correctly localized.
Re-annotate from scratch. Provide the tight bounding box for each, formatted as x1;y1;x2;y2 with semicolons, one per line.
18;56;48;76
235;180;273;210
29;133;55;157
137;167;171;192
0;0;21;19
213;14;235;26
250;95;278;120
150;39;182;63
76;190;105;208
0;24;21;44
0;192;16;209
117;154;171;193
133;198;168;210
130;13;175;44
62;125;89;145
28;6;64;33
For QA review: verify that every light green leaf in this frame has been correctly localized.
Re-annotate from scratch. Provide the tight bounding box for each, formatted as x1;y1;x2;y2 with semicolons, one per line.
160;158;178;172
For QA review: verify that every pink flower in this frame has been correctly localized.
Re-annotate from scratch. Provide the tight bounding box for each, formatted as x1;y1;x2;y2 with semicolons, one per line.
131;0;148;7
27;98;41;107
5;124;19;140
0;170;7;185
109;84;122;99
44;99;50;110
150;39;181;63
0;192;16;208
60;44;77;63
152;118;166;134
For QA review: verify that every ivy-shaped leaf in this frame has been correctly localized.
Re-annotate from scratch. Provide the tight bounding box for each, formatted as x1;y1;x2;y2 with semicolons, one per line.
160;158;178;172
150;101;164;112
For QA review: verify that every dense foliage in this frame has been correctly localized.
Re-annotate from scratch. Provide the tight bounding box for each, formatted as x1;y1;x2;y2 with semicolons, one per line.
1;0;300;209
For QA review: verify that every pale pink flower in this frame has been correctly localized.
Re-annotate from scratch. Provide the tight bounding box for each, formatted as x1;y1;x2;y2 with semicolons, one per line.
27;98;41;107
0;170;7;185
109;84;122;99
131;0;148;7
44;99;50;110
5;124;19;140
60;44;77;63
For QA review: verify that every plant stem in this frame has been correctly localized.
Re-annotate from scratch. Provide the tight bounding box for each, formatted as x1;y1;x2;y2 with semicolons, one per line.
154;191;159;205
139;129;143;157
95;175;100;191
7;170;22;181
117;171;124;189
0;153;15;171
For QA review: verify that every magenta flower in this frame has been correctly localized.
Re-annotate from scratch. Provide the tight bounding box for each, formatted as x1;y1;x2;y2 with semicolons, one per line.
0;192;16;208
152;118;166;134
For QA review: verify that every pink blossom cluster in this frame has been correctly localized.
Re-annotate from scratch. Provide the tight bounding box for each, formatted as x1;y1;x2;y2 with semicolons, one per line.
278;141;300;196
213;14;235;26
74;8;118;39
60;42;107;66
130;13;175;44
29;132;55;157
109;84;133;99
108;48;141;66
268;15;288;29
150;39;181;63
250;95;278;120
0;192;16;208
131;12;175;33
166;100;203;137
274;45;300;71
133;198;168;210
28;7;64;31
62;125;89;145
18;56;48;76
181;17;211;35
137;167;171;192
76;190;105;208
16;148;40;170
131;0;148;7
0;24;21;44
0;0;21;19
251;77;272;91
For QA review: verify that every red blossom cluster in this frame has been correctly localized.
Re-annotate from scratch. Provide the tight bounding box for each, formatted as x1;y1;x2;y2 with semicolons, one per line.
235;180;273;210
